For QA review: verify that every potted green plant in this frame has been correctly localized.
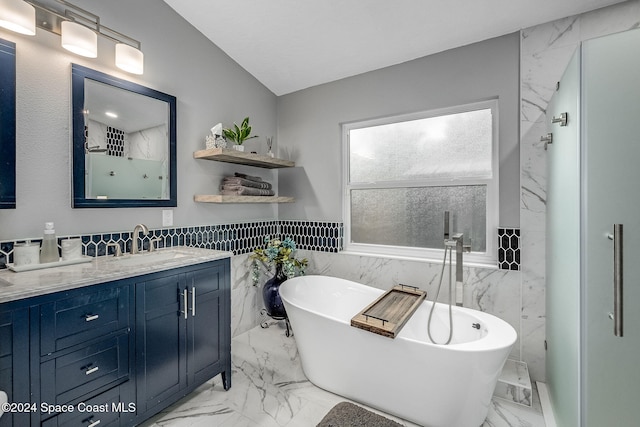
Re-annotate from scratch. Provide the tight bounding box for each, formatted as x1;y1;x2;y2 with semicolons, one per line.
223;117;258;151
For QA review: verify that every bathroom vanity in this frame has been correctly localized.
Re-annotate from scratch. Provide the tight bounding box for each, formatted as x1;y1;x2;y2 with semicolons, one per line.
0;247;231;427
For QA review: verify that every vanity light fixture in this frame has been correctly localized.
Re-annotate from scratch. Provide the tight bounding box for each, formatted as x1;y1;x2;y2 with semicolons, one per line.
61;20;96;57
115;42;143;75
0;0;144;74
0;0;35;35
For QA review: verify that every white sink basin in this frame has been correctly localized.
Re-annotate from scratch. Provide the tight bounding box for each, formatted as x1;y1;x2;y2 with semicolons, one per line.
110;249;190;267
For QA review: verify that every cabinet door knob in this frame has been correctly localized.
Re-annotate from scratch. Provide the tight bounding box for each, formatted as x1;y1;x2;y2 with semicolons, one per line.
85;314;100;322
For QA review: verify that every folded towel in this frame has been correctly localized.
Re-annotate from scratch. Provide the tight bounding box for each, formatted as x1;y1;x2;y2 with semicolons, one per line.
220;184;275;196
234;172;264;182
222;176;272;190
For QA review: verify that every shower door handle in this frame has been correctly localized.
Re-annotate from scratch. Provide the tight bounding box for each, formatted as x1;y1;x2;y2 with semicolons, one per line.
612;224;624;337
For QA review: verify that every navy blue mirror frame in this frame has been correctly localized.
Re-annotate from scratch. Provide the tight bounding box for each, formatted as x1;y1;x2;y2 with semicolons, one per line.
0;39;16;209
71;64;177;208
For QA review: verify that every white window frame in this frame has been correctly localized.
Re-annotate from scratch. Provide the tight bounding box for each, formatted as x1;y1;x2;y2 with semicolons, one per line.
342;100;499;266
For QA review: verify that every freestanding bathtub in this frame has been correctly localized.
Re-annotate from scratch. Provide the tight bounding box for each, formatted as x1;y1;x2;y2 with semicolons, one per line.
280;275;517;427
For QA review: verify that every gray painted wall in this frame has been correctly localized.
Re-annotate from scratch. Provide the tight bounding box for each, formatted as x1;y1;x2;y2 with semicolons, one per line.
276;32;520;227
0;0;278;241
1;3;519;241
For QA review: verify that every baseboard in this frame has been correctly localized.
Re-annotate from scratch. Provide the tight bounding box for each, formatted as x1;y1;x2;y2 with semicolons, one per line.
536;381;558;427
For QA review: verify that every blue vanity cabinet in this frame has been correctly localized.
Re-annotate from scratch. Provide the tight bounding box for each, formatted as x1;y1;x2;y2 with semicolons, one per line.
0;255;231;426
186;265;231;389
33;280;136;427
39;286;132;355
40;386;123;427
134;272;186;412
134;259;231;422
0;306;30;427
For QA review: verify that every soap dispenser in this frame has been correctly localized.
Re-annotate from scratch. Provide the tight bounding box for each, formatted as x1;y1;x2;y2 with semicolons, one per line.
40;222;59;263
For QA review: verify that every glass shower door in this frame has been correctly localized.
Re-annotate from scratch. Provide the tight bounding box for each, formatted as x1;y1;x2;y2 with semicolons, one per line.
581;28;640;426
546;49;581;427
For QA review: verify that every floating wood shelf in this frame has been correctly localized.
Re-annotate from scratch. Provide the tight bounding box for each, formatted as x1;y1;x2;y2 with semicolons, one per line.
193;148;295;169
351;285;427;338
194;195;295;204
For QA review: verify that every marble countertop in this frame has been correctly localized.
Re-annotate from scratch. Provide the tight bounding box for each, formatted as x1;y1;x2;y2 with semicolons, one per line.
0;246;232;304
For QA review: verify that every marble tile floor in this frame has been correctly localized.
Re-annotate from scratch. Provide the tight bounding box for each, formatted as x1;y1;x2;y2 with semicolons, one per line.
140;323;546;427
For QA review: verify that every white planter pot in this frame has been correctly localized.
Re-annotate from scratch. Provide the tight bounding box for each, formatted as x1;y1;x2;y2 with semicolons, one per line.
233;145;245;152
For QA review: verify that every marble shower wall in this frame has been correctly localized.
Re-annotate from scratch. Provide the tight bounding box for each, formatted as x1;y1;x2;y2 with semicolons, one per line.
519;0;640;381
128;124;168;161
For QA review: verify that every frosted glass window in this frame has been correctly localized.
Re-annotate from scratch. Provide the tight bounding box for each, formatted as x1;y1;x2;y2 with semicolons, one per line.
343;101;498;263
351;186;486;251
350;109;493;183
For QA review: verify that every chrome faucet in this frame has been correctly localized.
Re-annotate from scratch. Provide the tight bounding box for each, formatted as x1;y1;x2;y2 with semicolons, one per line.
445;233;471;306
451;233;471;281
107;241;123;257
131;224;149;254
443;211;471;306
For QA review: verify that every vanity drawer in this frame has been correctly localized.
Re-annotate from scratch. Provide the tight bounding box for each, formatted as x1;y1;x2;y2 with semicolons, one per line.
40;285;131;355
41;386;123;427
41;334;130;406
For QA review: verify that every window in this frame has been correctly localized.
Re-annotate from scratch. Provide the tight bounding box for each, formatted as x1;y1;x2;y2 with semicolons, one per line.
342;100;498;265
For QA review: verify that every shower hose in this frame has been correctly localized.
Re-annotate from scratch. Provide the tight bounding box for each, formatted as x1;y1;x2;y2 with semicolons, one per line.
427;246;454;345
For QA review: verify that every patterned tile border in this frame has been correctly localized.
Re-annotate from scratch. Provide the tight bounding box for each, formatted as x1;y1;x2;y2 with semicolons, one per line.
1;223;514;269
498;227;521;271
0;220;343;267
279;220;344;253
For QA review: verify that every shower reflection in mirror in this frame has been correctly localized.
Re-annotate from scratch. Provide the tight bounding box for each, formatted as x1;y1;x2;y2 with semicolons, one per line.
83;80;169;200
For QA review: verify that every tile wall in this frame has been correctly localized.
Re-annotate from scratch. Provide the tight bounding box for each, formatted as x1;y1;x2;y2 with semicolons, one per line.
0;221;343;338
0;222;513;339
0;220;343;265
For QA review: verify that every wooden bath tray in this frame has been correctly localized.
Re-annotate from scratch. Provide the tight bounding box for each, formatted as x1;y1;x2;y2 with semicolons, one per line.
351;284;427;338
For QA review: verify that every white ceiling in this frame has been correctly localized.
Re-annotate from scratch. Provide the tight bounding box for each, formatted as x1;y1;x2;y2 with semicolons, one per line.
163;0;626;95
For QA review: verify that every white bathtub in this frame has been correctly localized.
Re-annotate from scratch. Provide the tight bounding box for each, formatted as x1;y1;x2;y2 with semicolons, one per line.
280;275;517;427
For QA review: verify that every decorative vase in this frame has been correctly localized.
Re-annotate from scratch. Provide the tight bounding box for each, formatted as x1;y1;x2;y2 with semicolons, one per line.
233;144;245;152
262;265;287;319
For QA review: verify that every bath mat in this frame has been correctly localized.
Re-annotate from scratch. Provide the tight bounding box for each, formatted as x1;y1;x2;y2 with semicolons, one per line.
317;402;404;427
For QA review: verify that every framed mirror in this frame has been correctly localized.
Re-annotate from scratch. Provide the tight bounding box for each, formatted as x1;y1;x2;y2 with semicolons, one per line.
0;38;16;209
71;64;177;208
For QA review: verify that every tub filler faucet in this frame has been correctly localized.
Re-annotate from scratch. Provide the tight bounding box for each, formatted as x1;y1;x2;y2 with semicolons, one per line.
443;211;471;306
445;233;471;306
